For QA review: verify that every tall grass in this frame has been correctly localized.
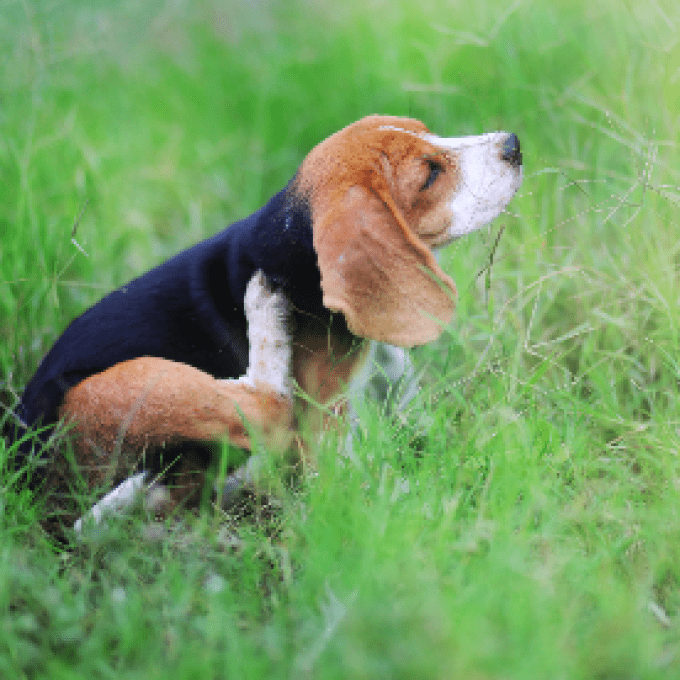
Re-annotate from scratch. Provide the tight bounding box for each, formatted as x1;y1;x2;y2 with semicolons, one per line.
1;0;679;676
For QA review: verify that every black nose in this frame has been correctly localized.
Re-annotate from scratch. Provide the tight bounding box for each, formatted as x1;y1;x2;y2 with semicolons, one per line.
501;133;522;167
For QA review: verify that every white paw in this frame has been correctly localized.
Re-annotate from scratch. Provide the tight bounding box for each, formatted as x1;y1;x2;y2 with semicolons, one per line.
73;471;148;534
242;270;292;397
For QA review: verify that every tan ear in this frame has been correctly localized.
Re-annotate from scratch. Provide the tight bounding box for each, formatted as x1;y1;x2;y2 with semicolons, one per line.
313;183;457;347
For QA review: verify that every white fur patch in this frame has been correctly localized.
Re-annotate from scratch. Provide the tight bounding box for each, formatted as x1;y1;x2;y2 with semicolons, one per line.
234;270;292;398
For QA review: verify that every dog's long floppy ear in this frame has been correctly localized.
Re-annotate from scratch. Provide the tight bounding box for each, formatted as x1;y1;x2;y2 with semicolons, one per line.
313;182;457;347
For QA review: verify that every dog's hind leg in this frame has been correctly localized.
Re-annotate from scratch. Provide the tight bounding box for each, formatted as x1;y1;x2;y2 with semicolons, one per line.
66;271;293;532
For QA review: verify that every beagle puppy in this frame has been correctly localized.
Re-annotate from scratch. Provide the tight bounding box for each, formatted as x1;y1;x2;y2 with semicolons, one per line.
12;115;522;532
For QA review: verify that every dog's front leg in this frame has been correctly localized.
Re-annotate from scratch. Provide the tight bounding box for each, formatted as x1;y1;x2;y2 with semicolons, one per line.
217;270;295;505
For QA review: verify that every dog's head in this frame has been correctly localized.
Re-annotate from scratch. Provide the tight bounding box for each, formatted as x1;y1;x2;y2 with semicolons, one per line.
297;115;523;346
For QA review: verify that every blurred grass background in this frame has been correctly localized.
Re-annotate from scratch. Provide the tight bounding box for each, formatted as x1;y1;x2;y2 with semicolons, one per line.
1;0;680;677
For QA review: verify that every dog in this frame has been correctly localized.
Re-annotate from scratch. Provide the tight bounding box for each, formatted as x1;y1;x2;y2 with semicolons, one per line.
11;115;522;533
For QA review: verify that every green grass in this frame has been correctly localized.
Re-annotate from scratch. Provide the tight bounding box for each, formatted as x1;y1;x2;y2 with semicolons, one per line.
2;0;680;676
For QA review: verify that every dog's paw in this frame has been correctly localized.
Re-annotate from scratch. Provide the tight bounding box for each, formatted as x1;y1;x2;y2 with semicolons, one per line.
73;471;148;535
242;270;292;397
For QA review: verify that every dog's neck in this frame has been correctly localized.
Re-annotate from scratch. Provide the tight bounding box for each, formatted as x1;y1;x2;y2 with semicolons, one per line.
229;181;358;348
234;183;322;317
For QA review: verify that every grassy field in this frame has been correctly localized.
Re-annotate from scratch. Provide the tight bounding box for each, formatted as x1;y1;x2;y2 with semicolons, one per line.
1;0;680;676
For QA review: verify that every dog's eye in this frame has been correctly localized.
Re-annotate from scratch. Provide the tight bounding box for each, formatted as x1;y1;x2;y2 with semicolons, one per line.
421;160;443;191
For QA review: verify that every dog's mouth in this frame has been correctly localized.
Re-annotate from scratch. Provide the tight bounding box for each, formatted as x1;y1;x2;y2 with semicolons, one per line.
427;227;459;250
